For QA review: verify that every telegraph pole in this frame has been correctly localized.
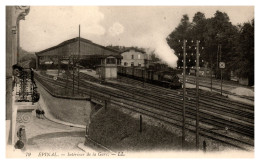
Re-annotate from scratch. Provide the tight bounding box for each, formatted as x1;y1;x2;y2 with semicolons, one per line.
72;54;75;96
65;56;70;95
217;45;219;78
195;40;200;150
221;69;223;95
78;24;80;94
58;55;60;76
219;44;223;96
210;53;213;92
182;39;186;149
142;69;145;87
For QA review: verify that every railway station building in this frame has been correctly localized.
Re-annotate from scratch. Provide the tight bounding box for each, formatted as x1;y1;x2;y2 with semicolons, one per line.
120;48;150;68
35;37;122;79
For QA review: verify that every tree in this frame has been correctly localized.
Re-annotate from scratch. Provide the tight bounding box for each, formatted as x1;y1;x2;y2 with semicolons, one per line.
167;11;240;80
202;11;239;79
233;19;254;85
29;58;36;69
192;12;206;24
167;14;193;69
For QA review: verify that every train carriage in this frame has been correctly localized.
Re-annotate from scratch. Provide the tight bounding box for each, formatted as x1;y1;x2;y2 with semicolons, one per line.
117;65;124;75
117;66;181;89
125;67;133;77
133;68;143;80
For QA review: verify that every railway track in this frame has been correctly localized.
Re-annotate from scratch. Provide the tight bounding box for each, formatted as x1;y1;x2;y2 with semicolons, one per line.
81;75;254;137
102;80;254;137
77;73;254;136
118;74;253;112
178;75;254;101
34;72;254;150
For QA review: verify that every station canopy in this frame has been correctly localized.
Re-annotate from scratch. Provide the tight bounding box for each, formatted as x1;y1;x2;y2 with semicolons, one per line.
35;37;122;60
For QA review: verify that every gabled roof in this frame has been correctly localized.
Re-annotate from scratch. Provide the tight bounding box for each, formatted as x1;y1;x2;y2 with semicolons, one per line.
120;48;146;54
86;54;123;59
36;37;119;55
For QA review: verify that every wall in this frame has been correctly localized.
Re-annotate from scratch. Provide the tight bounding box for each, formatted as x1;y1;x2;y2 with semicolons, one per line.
121;50;148;67
239;77;249;86
6;6;30;145
101;66;117;79
6;6;15;124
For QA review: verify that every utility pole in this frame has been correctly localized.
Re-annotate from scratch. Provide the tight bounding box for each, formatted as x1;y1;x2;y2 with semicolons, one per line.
58;55;61;76
66;56;70;95
219;44;223;96
182;39;186;149
72;54;75;96
142;69;145;87
195;40;200;150
210;53;213;92
217;45;219;78
78;24;80;94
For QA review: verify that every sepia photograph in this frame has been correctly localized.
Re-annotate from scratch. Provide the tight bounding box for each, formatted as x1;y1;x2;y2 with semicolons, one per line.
4;2;256;159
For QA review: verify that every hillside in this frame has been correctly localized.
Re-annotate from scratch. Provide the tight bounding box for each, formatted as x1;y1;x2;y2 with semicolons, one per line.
19;47;36;68
19;47;36;62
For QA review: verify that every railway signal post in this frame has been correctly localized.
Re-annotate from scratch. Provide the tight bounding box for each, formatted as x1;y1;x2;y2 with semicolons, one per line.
218;44;223;96
219;62;225;96
182;39;187;149
195;40;200;150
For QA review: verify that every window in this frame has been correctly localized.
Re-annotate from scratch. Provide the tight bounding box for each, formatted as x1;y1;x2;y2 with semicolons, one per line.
131;62;134;67
131;54;134;59
106;58;116;64
138;63;141;67
138;54;140;59
124;62;128;66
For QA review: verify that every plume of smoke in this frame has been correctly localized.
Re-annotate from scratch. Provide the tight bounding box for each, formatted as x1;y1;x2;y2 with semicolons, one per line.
153;33;178;68
137;32;178;68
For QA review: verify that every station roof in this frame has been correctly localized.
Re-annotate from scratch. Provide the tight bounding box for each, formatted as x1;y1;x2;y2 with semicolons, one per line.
120;47;146;54
35;37;119;56
82;54;123;59
42;54;122;60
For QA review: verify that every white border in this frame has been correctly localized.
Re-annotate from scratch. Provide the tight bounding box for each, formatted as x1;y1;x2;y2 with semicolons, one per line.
0;0;258;164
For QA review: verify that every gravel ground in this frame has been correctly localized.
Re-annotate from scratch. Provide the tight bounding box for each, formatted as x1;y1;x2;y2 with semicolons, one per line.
7;115;87;158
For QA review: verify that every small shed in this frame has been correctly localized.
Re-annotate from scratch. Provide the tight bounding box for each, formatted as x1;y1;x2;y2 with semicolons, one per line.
99;55;120;80
190;67;212;77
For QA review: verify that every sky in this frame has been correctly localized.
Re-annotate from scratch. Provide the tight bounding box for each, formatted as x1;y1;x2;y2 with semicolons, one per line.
20;6;254;67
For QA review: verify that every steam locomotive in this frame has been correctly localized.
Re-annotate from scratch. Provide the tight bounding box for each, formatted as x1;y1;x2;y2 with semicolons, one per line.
117;66;182;89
